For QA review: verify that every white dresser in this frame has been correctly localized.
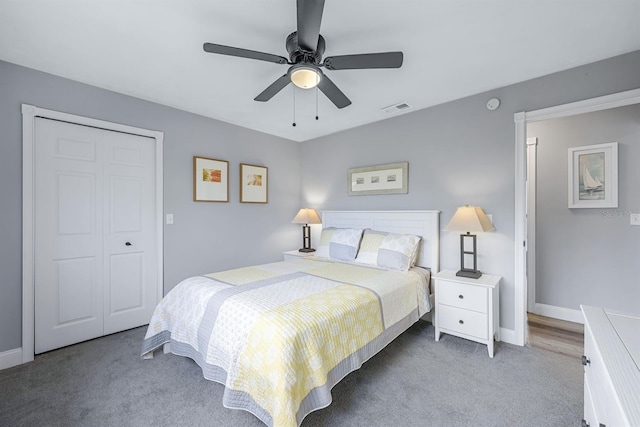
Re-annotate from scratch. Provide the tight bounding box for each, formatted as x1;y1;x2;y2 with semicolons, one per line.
581;305;640;427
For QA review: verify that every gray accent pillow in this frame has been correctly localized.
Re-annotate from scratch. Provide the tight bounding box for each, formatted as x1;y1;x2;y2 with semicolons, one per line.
315;227;336;259
328;228;363;261
376;233;421;271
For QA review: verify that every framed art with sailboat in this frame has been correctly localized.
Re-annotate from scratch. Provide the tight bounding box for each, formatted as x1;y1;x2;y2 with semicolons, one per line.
568;142;618;208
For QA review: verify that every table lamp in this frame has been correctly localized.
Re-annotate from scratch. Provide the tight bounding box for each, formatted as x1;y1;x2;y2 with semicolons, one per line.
291;208;322;252
445;205;495;279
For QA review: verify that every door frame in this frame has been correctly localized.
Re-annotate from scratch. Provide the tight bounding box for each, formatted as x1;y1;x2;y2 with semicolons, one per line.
513;87;640;346
22;104;164;363
526;137;537;314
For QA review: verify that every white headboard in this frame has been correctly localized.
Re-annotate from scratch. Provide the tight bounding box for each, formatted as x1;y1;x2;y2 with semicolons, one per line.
321;210;440;271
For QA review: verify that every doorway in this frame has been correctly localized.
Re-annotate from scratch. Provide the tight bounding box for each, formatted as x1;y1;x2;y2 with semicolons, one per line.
514;87;640;346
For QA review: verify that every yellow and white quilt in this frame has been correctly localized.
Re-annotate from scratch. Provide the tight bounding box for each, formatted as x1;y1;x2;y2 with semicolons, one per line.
142;258;430;427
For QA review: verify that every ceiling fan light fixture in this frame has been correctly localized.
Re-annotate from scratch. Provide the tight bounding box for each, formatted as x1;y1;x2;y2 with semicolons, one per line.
290;66;321;89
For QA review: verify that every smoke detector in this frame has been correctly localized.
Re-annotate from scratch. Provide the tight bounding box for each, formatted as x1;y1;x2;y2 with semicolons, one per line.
486;98;500;111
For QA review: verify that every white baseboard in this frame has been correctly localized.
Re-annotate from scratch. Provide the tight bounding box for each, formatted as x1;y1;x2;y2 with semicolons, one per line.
0;347;23;371
532;303;584;324
499;327;517;345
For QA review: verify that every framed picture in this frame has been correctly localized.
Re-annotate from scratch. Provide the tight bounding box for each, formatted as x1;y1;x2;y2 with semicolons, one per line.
348;162;408;196
568;142;618;208
193;156;229;202
240;163;268;203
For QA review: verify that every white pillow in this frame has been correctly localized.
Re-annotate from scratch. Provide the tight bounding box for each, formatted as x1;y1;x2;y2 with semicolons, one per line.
376;233;421;271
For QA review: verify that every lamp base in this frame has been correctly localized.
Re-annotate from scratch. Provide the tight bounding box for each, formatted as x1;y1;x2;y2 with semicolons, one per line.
298;248;316;253
456;269;482;279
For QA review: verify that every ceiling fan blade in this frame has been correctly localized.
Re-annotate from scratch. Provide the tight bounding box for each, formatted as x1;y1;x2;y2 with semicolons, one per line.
203;43;288;64
317;74;351;109
323;52;403;70
297;0;325;52
254;74;291;102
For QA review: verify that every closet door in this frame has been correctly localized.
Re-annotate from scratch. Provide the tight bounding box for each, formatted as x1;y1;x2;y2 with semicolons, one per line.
34;118;157;353
103;130;157;334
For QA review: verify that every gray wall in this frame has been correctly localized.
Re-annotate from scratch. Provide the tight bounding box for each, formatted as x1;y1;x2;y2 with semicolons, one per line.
529;104;640;313
2;50;640;354
0;61;300;353
299;50;640;331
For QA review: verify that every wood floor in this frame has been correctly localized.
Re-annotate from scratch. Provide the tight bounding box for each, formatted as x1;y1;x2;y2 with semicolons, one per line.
527;313;584;359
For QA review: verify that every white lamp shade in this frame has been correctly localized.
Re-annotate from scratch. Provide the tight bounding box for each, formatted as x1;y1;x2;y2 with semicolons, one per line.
291;208;322;225
444;205;495;233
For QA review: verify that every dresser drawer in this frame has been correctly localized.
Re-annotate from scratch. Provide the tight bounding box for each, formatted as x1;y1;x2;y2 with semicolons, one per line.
584;326;625;426
438;304;488;340
583;374;598;427
437;280;488;313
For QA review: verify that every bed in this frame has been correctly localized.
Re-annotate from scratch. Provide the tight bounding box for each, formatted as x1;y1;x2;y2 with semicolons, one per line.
141;210;440;427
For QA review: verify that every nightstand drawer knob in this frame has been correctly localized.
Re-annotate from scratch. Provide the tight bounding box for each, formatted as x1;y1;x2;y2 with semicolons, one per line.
458;320;464;324
581;355;590;366
458;294;464;299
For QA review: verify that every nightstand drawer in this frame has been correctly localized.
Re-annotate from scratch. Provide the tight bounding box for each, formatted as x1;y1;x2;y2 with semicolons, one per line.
438;304;488;340
437;280;488;313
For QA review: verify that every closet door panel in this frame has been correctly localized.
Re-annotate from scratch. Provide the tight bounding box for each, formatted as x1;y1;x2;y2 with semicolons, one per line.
35;119;103;353
103;131;157;335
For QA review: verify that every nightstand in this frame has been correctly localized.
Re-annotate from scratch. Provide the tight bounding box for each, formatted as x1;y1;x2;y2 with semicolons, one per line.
283;250;315;261
433;270;501;358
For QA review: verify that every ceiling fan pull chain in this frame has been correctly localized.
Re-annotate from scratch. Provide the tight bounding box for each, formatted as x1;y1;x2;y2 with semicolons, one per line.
315;77;319;120
292;86;297;127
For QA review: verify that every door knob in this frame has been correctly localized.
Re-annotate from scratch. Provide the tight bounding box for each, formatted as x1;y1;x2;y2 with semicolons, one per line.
125;242;132;246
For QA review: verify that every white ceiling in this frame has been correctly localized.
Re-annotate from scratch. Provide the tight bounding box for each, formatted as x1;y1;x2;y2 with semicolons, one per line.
1;0;639;142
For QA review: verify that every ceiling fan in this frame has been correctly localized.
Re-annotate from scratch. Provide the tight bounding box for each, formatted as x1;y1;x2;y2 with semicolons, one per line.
203;0;403;109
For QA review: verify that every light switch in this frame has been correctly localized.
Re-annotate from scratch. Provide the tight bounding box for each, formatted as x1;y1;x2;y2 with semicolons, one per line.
166;214;174;225
630;213;640;226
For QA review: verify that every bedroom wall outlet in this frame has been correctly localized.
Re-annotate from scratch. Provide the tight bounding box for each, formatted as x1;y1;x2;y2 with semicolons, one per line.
630;213;640;225
166;214;174;225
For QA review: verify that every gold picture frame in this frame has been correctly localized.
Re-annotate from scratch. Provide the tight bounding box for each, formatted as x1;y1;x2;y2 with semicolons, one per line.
240;163;268;203
193;156;229;202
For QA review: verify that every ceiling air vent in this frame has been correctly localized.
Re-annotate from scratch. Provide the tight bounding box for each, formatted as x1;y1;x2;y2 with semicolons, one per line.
382;102;411;113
